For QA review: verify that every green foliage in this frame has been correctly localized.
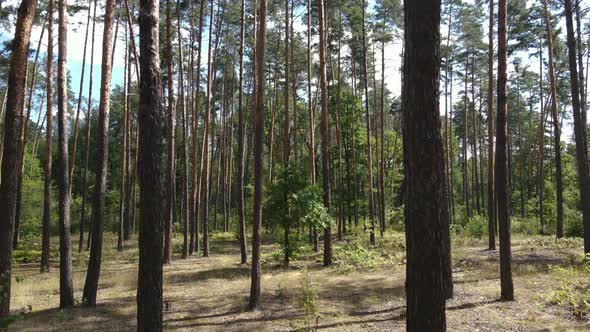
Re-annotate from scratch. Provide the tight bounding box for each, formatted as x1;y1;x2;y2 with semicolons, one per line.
264;164;331;265
334;240;384;273
462;214;488;239
547;260;590;319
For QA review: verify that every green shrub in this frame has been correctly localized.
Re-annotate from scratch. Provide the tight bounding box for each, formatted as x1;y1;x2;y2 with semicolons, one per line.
334;240;384;273
512;216;541;236
463;214;487;239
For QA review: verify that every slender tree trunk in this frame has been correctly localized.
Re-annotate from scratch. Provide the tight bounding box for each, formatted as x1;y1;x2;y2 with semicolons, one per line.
79;0;97;253
82;0;116;306
56;0;75;308
496;0;514;301
537;42;547;233
177;0;189;259
542;0;564;238
41;1;54;272
191;0;206;256
403;1;448;329
236;0;247;263
575;3;587;145
201;0;216;257
137;0;163;328
564;0;590;253
463;57;470;218
118;35;129;252
487;0;495;250
318;0;332;265
0;0;37;317
248;0;267;310
379;39;386;236
283;0;290;167
361;0;375;245
163;0;175;265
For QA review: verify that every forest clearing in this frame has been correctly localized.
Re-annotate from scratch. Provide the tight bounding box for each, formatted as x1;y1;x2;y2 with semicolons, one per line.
6;231;590;331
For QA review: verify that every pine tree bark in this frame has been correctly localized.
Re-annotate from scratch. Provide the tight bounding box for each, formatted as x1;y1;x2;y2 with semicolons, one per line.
496;0;514;301
163;0;175;265
249;0;267;310
403;1;449;330
137;0;164;328
361;0;375;245
0;0;37;318
190;0;206;255
82;0;116;306
236;0;248;264
177;0;189;259
318;0;332;265
201;0;216;257
57;0;75;308
564;0;590;253
487;0;496;250
79;0;98;252
41;0;54;272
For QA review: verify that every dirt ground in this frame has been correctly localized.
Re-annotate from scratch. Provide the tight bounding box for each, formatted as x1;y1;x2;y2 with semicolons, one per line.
7;233;590;331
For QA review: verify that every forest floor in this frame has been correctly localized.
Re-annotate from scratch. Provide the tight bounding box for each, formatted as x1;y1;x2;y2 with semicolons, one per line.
7;230;590;331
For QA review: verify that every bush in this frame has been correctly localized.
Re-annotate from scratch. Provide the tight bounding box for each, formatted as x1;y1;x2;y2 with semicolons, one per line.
565;209;583;238
334;240;384;273
512;216;540;236
462;214;487;239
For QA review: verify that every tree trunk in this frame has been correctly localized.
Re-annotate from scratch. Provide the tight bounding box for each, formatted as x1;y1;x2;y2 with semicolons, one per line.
190;0;207;256
248;0;267;310
361;0;375;245
236;0;247;263
403;1;448;330
79;0;98;253
82;0;116;306
318;0;332;265
487;0;495;250
0;0;37;318
57;0;75;308
41;0;54;272
201;0;216;257
137;0;164;328
163;0;175;265
496;0;514;301
177;0;189;259
564;0;590;253
542;0;564;238
118;34;128;252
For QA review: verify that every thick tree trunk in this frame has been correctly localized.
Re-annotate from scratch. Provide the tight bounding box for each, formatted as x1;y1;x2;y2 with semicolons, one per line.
403;1;448;330
496;0;514;301
82;0;116;306
137;0;164;328
564;0;590;253
0;0;37;318
249;0;267;310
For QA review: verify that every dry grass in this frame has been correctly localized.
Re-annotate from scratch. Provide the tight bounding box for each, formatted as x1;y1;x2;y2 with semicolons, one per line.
6;232;590;331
